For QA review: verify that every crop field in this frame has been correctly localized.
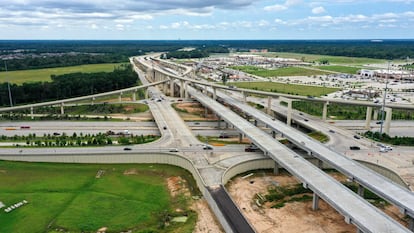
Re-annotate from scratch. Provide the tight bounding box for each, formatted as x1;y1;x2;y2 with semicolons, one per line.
0;63;126;84
232;81;339;97
231;65;330;77
0;161;197;233
261;52;385;65
315;65;361;74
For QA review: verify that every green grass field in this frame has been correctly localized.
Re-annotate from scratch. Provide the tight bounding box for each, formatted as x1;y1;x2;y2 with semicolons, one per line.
0;161;197;233
231;65;330;77
0;63;126;84
232;81;339;97
314;65;362;74
261;52;385;65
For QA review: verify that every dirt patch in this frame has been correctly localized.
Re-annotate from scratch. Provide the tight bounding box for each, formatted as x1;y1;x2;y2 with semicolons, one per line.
123;168;139;175
191;199;224;233
166;176;191;198
227;173;356;233
174;102;218;121
0;170;7;174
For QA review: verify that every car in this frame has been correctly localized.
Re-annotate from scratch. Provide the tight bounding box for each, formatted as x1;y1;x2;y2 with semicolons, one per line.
304;119;309;122
349;146;360;150
353;135;360;139
329;129;335;133
194;122;200;125
169;148;179;152
123;147;132;151
299;113;303;116
245;145;261;152
202;145;213;150
53;132;61;136
376;121;383;124
379;147;388;153
163;126;167;130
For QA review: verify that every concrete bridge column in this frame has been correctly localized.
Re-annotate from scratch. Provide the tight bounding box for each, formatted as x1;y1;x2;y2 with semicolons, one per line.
272;131;276;138
287;100;292;126
91;97;95;105
119;92;123;103
170;78;175;97
239;133;243;143
254;120;258;126
274;162;280;175
267;96;272;115
373;109;379;121
318;159;323;169
132;90;137;102
30;107;34;120
242;91;247;103
217;116;221;129
225;122;229;129
60;103;64;115
384;107;392;135
144;89;149;99
184;81;189;99
213;87;217;100
365;106;372;130
357;184;365;197
163;82;168;95
322;101;329;121
312;193;319;211
180;80;185;98
408;217;414;232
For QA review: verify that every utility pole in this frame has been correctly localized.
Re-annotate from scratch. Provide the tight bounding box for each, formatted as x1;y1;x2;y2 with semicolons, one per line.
379;60;390;137
5;61;13;107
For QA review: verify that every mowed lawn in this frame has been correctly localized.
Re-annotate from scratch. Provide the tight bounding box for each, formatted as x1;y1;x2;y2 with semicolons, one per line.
0;161;196;233
0;63;126;84
232;81;339;96
231;65;330;77
315;65;362;74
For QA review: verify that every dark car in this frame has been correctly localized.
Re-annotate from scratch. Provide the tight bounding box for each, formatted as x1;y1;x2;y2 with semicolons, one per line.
349;146;360;150
245;145;261;152
353;135;361;139
202;145;213;150
123;147;132;151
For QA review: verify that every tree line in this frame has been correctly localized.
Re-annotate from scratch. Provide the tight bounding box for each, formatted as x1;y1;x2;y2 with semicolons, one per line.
0;64;138;106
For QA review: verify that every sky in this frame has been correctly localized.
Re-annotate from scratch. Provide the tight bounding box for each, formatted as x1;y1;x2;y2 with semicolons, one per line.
0;0;413;40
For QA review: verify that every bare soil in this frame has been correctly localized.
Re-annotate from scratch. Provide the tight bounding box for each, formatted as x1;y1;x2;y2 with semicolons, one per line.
227;173;357;233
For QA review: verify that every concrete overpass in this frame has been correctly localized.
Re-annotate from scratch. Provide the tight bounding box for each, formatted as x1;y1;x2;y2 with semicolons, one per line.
137;56;414;232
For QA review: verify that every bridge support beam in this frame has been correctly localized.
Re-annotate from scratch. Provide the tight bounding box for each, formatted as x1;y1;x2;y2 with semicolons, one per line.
91;97;95;105
384;107;392;135
272;131;276;138
185;81;189;99
318;159;323;169
170;78;175;97
180;80;184;98
267;96;272;115
30;107;34;119
365;106;372;130
60;103;64;115
119;92;122;103
238;133;243;143
144;89;149;99
408;217;414;232
242;91;247;103
322;101;329;121
254;120;258;126
217;116;221;129
132;90;137;102
287;100;292;126
357;184;365;197
213;87;217;100
373;109;379;121
312;193;319;211
273;162;280;175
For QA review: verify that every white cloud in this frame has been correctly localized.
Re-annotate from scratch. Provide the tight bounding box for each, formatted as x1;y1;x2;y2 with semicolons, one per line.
312;6;326;14
264;0;301;11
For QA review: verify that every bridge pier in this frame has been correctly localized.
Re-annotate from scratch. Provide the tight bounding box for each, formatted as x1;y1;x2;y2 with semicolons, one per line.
322;101;329;121
144;88;149;99
365;106;372;130
357;184;365;197
242;91;247;103
60;103;64;115
384;107;392;135
30;107;34;119
119;92;123;103
217;116;221;129
312;192;319;211
271;131;276;138
185;81;189;99
170;78;175;97
317;159;323;169
180;80;184;98
408;217;414;232
91;97;95;105
267;96;272;115
286;100;292;126
254;119;258;126
273;161;280;175
213;87;217;100
238;133;243;143
132;90;137;102
373;109;379;120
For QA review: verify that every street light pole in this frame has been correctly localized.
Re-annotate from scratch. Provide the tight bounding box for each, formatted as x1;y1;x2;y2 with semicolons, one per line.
379;61;390;137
